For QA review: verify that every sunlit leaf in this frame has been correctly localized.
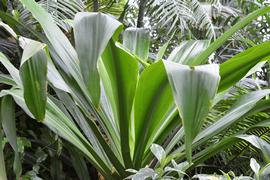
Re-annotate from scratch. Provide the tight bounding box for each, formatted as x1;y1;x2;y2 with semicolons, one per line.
74;12;122;107
167;40;209;65
100;41;139;167
164;61;220;163
123;28;150;61
19;42;47;121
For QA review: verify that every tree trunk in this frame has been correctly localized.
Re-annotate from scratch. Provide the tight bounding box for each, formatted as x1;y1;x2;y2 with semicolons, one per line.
93;0;99;12
137;0;147;28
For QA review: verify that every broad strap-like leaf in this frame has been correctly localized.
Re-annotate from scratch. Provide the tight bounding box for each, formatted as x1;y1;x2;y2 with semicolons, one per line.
237;135;270;163
19;0;86;102
163;61;220;163
167;40;209;65
0;21;17;38
74;12;122;107
1;88;116;179
46;95;118;179
99;41;139;168
1;96;21;178
133;61;175;168
193;90;270;145
219;40;270;92
192;6;270;65
0;52;21;86
123;27;150;61
20;0;79;75
47;51;70;93
54;89;114;167
0;74;16;86
19;41;47;121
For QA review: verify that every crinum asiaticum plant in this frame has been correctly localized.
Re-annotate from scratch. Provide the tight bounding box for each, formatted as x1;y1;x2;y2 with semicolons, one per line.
2;0;270;179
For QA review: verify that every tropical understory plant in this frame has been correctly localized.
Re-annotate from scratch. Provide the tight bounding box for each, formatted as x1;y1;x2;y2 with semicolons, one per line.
2;0;270;179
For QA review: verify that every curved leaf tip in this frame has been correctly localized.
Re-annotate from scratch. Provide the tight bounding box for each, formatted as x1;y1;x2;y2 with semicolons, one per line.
74;12;122;107
20;41;48;121
163;61;220;163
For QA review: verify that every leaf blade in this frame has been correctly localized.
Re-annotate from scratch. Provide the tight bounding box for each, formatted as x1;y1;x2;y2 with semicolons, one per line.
164;61;220;163
74;12;122;107
123;28;150;61
19;43;47;121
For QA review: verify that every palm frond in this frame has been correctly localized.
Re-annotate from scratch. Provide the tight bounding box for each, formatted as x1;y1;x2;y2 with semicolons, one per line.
19;0;84;32
150;0;193;35
190;0;216;39
85;0;127;16
196;82;270;173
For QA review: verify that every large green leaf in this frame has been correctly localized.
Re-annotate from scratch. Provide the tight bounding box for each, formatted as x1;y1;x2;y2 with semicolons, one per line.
100;41;139;168
189;90;270;151
133;61;175;168
1;88;117;179
167;40;209;65
19;0;86;101
1;96;21;178
163;61;220;163
134;39;213;166
19;0;78;74
19;42;47;121
54;89;122;172
74;12;122;107
123;28;150;61
192;6;270;65
219;40;270;92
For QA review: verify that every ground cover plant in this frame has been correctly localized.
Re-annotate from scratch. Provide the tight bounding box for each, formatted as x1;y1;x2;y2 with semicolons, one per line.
1;0;270;179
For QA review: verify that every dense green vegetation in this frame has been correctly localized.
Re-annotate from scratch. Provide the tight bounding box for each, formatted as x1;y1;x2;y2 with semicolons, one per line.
1;0;270;179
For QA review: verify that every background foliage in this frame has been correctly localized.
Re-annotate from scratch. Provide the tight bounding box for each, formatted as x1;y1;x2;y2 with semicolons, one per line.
1;0;270;179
